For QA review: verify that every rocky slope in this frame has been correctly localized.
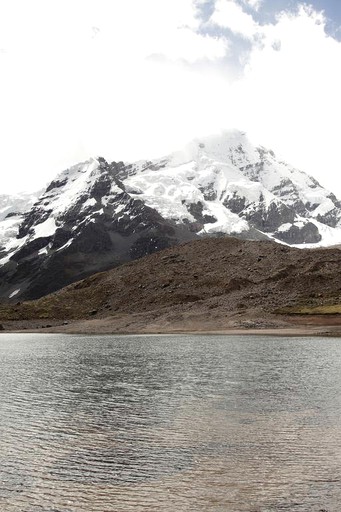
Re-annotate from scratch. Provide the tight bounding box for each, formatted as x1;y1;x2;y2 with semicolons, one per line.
0;159;196;300
1;131;341;301
0;236;340;333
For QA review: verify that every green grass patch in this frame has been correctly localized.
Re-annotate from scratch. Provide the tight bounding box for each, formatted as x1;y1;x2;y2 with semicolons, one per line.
277;304;341;315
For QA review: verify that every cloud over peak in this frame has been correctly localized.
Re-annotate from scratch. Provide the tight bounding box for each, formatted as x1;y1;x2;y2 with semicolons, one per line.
0;0;340;196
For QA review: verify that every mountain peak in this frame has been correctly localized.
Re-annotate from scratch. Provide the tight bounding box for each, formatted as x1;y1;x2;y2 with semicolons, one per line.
1;131;341;301
167;130;256;168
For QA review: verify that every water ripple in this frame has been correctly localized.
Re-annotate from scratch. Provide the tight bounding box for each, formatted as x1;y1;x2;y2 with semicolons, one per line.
0;333;340;511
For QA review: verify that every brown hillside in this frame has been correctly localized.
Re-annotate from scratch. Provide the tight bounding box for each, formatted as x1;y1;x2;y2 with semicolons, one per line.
1;236;341;333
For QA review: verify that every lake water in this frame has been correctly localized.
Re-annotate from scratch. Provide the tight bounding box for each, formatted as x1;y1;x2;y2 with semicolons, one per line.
0;333;341;511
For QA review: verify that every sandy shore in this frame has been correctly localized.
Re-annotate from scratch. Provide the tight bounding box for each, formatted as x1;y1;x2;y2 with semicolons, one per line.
2;312;341;337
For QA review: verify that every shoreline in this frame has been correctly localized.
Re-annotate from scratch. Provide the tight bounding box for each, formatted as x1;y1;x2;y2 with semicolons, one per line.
2;310;341;338
2;323;341;338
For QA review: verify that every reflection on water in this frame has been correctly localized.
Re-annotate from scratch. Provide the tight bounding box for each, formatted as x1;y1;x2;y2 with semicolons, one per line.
0;333;341;511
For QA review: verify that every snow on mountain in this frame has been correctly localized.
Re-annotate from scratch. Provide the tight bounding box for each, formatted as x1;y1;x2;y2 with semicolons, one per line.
123;130;341;245
1;130;341;301
0;192;40;265
0;192;39;222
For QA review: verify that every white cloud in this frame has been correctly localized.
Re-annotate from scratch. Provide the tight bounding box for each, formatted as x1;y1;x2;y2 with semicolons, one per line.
210;0;259;39
205;2;341;194
243;0;263;11
229;5;341;193
0;0;228;192
0;0;341;198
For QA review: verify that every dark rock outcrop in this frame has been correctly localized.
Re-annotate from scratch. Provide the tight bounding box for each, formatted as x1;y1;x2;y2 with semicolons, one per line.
275;222;322;244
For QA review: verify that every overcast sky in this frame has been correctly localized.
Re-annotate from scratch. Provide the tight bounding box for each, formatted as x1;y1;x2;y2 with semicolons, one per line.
0;0;341;195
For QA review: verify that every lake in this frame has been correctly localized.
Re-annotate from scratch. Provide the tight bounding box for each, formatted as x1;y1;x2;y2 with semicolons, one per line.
0;333;340;511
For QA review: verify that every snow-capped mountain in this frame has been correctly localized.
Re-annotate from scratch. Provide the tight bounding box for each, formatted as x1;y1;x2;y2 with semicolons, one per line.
0;158;196;300
1;130;341;300
122;131;341;245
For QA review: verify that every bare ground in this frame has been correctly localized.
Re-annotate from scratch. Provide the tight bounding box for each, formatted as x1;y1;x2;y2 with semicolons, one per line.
1;236;341;336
